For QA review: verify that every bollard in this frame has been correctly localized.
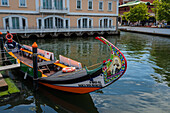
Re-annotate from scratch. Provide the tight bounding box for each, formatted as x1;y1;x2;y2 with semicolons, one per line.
32;42;38;91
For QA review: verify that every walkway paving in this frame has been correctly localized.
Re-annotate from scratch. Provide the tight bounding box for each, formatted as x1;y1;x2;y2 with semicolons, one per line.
119;26;170;37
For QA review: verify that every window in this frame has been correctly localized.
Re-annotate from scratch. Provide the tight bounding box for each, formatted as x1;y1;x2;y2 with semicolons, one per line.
78;19;81;28
12;17;20;29
65;20;69;28
55;17;63;28
37;16;68;29
108;2;112;11
89;19;92;28
77;0;81;9
99;18;113;28
19;0;26;7
44;17;53;28
77;17;93;28
3;16;27;29
43;0;52;9
1;0;9;6
88;0;93;10
83;18;87;28
99;1;103;10
38;19;42;29
54;0;63;10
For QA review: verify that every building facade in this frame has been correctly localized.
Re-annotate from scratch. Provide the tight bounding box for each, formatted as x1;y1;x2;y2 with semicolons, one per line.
0;0;119;37
119;0;155;26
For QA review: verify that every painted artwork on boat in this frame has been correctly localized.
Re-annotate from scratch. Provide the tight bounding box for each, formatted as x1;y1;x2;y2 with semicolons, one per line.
95;37;127;85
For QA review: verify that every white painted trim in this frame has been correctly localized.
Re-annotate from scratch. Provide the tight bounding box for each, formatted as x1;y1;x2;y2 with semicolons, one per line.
88;0;93;10
40;0;43;9
108;1;112;11
36;0;39;11
1;0;9;6
67;0;69;12
19;0;27;7
68;12;118;16
0;10;39;14
43;15;66;20
63;0;65;9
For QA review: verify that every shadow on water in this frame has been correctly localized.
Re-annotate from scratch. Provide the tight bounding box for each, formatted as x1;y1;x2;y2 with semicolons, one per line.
0;70;99;113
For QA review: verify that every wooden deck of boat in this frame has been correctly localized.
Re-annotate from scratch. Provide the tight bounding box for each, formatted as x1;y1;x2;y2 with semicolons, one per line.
40;69;87;81
14;53;33;65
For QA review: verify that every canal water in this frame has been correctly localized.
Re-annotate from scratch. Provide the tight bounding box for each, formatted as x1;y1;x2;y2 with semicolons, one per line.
0;32;170;113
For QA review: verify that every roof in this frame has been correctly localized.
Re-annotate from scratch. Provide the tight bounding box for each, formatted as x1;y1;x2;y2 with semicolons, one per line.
119;1;152;8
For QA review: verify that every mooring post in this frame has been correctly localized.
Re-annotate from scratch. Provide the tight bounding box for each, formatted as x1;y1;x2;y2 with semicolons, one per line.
0;32;5;65
32;42;38;91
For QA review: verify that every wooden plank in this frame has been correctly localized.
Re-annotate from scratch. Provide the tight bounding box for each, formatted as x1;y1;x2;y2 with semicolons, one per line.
0;64;20;71
54;62;67;68
8;52;20;63
0;78;8;91
22;49;51;61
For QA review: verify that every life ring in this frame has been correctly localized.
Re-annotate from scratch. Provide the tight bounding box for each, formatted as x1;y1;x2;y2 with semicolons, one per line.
62;67;76;73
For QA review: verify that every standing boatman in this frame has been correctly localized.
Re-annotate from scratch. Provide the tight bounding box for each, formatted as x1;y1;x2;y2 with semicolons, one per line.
5;31;15;48
6;31;13;43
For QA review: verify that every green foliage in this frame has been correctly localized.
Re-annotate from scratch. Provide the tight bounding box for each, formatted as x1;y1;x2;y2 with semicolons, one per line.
123;3;149;22
152;0;170;21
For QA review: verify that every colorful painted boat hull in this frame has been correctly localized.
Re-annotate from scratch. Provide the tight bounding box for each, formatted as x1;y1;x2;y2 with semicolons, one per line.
5;37;127;94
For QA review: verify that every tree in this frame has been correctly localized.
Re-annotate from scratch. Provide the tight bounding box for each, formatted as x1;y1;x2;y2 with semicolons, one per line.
152;0;170;22
123;3;149;23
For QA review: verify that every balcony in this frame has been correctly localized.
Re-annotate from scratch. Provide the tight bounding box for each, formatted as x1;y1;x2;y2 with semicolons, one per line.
0;26;116;34
39;6;68;14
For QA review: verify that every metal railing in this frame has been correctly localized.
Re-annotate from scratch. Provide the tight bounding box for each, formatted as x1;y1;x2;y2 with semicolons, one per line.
0;26;116;34
39;6;68;13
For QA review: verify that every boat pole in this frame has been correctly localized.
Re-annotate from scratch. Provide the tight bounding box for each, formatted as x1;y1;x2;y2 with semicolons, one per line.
0;32;5;65
32;42;38;91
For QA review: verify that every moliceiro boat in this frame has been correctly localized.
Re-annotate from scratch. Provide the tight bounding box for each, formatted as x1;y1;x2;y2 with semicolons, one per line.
4;37;127;94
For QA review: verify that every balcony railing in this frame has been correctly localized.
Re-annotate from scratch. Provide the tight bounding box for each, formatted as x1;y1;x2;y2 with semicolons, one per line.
0;26;116;34
39;6;68;13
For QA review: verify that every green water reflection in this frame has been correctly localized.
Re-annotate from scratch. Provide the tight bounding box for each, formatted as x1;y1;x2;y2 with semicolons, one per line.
1;32;170;113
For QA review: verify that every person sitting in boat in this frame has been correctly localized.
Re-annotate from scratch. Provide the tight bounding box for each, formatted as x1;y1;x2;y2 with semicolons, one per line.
6;31;16;48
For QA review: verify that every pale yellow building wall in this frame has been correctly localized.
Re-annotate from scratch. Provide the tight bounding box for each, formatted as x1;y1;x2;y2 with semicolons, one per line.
0;0;36;11
0;0;118;29
69;0;117;14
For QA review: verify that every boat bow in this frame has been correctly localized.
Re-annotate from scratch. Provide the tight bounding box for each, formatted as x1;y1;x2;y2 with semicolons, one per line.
95;37;127;85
